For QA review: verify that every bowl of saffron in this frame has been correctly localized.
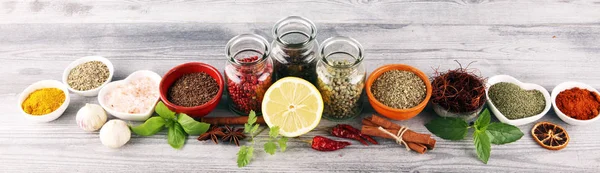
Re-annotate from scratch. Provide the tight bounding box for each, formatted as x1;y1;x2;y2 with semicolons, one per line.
552;81;600;126
19;80;71;122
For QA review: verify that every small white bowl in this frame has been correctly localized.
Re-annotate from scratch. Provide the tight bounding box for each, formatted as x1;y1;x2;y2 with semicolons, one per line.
62;56;114;97
486;75;551;126
551;81;600;126
19;80;71;122
98;70;161;121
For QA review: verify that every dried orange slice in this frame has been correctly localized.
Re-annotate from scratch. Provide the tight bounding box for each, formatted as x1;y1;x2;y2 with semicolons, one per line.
531;122;569;150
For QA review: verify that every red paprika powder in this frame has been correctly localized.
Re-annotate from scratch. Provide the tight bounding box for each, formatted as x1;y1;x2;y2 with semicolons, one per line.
555;87;600;120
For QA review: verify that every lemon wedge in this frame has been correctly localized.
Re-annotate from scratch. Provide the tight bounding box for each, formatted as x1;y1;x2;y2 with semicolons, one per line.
261;77;323;137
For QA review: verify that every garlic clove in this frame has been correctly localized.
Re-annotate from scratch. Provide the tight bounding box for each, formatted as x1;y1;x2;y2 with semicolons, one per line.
76;103;108;132
99;119;131;148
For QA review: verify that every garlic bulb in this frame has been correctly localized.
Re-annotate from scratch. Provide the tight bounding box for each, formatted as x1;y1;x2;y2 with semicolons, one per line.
76;103;107;132
99;119;131;148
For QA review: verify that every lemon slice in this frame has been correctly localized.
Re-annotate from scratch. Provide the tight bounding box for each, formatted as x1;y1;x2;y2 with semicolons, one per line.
262;77;323;137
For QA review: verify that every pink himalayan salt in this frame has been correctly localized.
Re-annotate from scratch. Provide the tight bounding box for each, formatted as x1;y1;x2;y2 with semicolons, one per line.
105;77;159;114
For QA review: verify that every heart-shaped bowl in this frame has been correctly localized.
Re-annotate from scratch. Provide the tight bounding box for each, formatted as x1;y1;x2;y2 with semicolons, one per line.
551;81;600;126
486;75;551;126
62;56;114;97
98;70;162;121
159;62;224;118
19;80;71;122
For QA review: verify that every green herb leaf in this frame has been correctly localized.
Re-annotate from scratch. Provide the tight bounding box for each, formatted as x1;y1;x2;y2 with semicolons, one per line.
485;122;524;145
156;101;176;120
269;126;280;138
474;130;491;164
278;137;288;152
248;110;257;125
130;117;165;136
264;141;277;155
164;118;174;128
425;117;469;140
237;146;254;167
244;123;252;133
475;109;491;131
250;124;259;135
177;113;210;135
167;123;186;149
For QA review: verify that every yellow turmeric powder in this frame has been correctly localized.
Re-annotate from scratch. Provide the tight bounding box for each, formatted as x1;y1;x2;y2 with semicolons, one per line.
22;88;66;115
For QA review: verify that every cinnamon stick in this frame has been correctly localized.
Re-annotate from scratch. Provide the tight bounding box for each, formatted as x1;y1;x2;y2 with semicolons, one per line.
407;142;427;154
361;126;436;149
200;116;265;125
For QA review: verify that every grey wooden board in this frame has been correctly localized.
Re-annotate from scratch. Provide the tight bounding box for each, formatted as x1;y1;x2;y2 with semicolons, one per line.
1;0;600;172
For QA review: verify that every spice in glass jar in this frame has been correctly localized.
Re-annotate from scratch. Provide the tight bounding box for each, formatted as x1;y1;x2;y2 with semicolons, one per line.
167;72;219;107
372;70;426;109
316;36;365;120
225;34;274;115
271;16;319;84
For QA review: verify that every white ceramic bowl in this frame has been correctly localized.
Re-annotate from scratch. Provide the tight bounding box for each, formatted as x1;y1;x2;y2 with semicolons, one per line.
551;81;600;126
62;56;114;97
19;80;71;122
98;70;161;121
486;75;551;126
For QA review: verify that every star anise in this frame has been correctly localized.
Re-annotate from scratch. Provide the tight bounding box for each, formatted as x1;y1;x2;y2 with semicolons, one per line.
222;125;246;146
198;126;225;144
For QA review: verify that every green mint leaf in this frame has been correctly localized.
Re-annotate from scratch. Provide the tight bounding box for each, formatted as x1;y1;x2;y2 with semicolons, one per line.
474;130;491;164
237;146;254;167
475;109;491;131
269;126;280;139
278;137;288;152
177;113;210;135
167;122;186;149
156;101;176;120
250;124;259;135
425;117;469;140
130;117;165;136
264;141;277;155
248;110;257;125
486;122;524;145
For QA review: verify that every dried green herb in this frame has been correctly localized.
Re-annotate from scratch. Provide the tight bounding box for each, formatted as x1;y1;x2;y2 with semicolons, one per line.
372;70;426;109
67;61;109;91
489;82;545;119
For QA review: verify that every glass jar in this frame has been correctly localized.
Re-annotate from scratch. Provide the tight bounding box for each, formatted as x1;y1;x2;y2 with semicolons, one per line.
316;36;366;121
271;16;319;84
224;34;273;115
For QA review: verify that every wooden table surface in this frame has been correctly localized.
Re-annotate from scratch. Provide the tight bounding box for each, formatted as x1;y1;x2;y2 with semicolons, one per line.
2;0;600;172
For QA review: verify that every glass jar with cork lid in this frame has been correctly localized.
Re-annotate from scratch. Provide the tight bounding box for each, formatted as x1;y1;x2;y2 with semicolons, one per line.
270;16;319;84
224;34;274;115
316;36;366;121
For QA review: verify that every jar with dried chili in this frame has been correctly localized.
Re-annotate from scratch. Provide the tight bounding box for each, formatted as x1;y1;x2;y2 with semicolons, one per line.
316;36;366;121
224;34;273;115
270;16;319;84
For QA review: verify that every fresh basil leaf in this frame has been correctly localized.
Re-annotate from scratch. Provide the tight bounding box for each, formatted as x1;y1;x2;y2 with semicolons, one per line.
248;110;257;125
167;123;186;149
264;141;277;155
425;117;469;140
130;117;165;136
269;126;280;138
237;146;254;167
474;130;491;164
165;118;174;128
156;101;176;120
278;137;288;152
177;113;210;135
486;122;524;145
475;109;491;131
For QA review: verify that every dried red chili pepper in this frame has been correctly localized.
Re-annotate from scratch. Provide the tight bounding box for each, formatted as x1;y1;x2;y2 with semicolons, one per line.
311;136;351;151
337;124;378;145
331;125;368;146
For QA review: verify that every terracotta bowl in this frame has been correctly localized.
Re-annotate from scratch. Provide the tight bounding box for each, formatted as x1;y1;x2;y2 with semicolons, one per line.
159;62;224;118
366;64;432;120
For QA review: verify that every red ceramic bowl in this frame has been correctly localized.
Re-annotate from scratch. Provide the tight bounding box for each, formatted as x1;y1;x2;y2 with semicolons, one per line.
159;62;224;118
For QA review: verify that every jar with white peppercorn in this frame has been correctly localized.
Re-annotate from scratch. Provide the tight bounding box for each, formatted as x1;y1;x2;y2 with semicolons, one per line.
316;36;366;121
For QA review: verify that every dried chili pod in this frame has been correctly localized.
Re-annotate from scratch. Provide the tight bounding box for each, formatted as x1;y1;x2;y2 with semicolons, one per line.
337;124;378;145
311;136;351;151
331;125;368;146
